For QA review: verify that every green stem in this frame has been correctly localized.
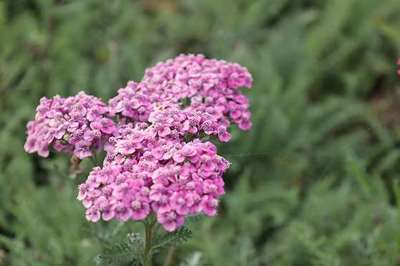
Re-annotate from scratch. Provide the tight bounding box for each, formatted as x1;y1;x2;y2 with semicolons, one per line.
163;246;176;266
143;219;156;266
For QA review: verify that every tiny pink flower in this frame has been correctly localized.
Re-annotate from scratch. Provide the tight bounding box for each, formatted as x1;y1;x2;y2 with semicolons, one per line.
86;208;101;222
201;196;219;216
217;127;231;142
157;210;185;232
131;200;151;220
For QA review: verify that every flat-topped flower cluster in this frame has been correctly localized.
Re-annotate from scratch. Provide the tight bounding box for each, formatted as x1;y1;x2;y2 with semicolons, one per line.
24;92;116;158
24;54;253;231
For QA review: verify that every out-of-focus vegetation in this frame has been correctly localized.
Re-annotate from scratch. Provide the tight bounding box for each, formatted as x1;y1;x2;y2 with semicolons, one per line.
1;0;400;265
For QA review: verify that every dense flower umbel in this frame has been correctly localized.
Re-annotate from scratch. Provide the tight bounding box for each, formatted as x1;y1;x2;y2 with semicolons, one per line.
78;124;229;231
109;54;253;133
25;53;253;232
24;92;116;158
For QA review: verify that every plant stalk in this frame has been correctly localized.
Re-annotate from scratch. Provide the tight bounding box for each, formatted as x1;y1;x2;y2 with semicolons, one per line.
163;246;176;266
143;219;156;266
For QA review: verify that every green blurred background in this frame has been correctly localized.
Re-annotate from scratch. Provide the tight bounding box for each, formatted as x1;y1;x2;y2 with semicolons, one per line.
1;0;400;265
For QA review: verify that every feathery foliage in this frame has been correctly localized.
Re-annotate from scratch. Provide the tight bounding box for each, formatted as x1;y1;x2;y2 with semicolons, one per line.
0;0;400;265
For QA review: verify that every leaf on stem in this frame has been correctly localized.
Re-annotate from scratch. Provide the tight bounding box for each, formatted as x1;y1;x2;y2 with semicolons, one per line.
95;232;144;266
151;226;192;254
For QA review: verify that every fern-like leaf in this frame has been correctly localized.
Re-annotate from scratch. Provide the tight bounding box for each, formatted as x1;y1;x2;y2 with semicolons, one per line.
95;233;144;266
152;227;192;254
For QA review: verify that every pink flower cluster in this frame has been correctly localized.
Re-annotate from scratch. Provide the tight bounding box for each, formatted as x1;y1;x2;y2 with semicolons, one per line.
148;105;232;142
109;54;252;132
108;81;153;122
78;124;228;231
24;54;252;231
24;92;116;158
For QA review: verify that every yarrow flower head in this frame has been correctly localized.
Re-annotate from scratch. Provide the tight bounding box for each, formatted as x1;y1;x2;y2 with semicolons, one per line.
25;54;253;232
109;54;253;133
78;124;229;231
24;92;117;158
